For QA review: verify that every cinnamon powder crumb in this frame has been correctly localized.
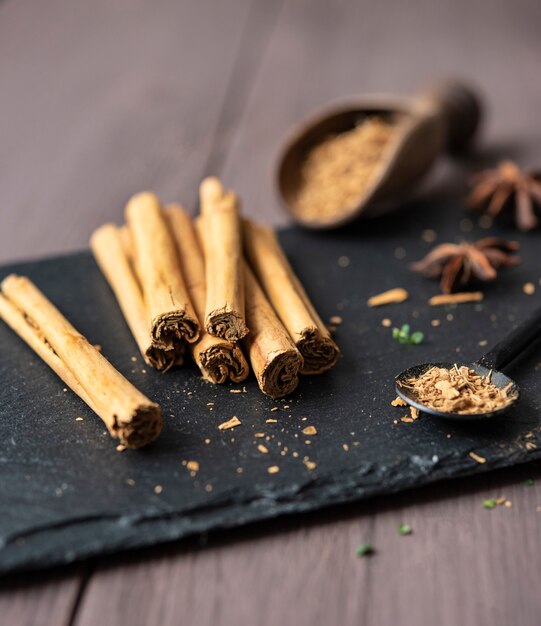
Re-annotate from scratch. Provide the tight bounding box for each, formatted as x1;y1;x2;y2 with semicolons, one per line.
368;288;409;307
429;292;483;306
218;416;241;430
469;452;487;464
391;397;407;407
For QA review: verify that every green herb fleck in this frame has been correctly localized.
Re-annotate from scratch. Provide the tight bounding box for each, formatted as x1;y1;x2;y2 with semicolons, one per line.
356;543;374;557
392;324;424;345
483;498;497;509
397;523;412;535
523;479;534;487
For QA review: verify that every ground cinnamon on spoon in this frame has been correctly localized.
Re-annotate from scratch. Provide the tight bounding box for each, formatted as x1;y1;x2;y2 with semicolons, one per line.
403;365;516;414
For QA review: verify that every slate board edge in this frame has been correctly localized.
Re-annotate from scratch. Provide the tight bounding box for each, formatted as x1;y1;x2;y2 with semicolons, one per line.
2;446;540;575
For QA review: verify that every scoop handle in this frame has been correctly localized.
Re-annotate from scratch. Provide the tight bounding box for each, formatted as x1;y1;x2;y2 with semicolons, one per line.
414;79;483;154
477;306;541;372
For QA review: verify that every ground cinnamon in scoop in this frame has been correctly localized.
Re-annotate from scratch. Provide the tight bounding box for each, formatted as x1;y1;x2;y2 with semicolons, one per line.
404;365;516;414
294;117;395;222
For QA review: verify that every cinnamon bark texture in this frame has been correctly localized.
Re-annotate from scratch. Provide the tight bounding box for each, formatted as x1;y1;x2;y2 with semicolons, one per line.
125;192;200;352
199;178;248;341
242;263;303;398
90;224;178;372
0;275;162;448
244;220;340;375
164;205;249;383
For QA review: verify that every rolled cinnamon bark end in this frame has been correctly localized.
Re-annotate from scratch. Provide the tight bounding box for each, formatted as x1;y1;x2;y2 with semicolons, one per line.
90;224;177;372
199;178;248;341
0;275;162;448
243;263;303;398
125;191;200;350
164;205;249;384
243;221;340;375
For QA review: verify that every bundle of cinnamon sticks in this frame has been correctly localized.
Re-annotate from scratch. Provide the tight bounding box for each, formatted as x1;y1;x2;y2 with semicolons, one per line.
91;177;340;399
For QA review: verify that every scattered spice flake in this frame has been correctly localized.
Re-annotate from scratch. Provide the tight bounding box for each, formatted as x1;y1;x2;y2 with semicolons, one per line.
257;444;269;454
391;396;407;407
397;523;412;536
469;451;487;464
218;416;241;430
523;479;535;486
266;418;278;424
338;255;350;268
483;498;497;509
187;461;200;472
523;282;535;295
431;319;441;327
356;543;374;557
304;460;317;470
154;485;163;494
283;405;290;409
381;318;392;327
116;444;126;453
368;288;409;307
410;407;419;420
342;443;349;452
270;407;279;412
302;426;318;436
229;389;242;394
267;465;280;474
429;292;483;306
207;402;215;406
329;315;343;325
75;416;84;422
255;433;265;438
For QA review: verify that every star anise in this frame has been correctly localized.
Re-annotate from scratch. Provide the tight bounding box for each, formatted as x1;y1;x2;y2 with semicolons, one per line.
411;238;520;294
467;161;541;231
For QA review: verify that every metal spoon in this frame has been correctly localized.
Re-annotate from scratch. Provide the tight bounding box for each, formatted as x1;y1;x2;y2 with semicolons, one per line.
394;307;541;420
276;79;482;229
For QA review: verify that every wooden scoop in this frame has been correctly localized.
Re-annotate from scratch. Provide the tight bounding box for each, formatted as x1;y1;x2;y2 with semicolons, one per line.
276;80;482;229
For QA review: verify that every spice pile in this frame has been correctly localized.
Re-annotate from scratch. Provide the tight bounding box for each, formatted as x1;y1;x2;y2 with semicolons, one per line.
402;365;516;414
293;117;395;222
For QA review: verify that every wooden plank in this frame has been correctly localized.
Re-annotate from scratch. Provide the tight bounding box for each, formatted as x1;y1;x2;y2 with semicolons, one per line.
0;569;84;626
0;0;252;264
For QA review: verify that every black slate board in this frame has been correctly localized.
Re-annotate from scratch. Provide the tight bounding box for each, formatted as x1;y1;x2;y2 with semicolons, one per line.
1;201;541;574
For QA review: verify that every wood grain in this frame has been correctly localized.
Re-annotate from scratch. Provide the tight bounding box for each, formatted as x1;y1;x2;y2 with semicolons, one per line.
1;0;541;625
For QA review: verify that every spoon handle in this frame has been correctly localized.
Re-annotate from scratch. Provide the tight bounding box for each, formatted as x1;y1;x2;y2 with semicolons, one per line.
477;306;541;371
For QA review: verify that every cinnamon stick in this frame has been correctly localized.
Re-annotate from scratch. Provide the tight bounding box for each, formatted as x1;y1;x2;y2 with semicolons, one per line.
243;220;340;374
0;275;162;448
163;205;249;383
199;178;248;341
125;191;200;351
90;223;179;371
242;262;303;398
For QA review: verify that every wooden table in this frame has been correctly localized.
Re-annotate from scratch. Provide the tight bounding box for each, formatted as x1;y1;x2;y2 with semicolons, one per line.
1;1;541;624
